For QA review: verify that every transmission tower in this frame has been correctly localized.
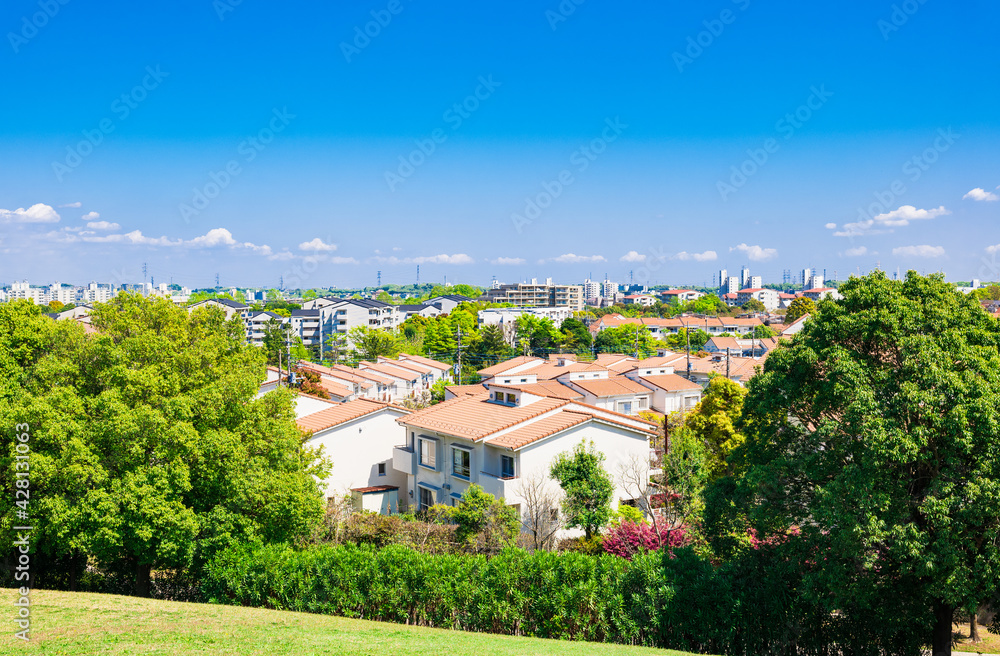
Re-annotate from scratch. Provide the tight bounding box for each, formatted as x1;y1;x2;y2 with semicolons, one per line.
377;270;382;288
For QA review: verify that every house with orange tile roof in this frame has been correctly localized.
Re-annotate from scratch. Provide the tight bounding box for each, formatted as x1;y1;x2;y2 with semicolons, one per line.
297;398;413;513
562;375;653;414
393;383;658;535
627;372;703;413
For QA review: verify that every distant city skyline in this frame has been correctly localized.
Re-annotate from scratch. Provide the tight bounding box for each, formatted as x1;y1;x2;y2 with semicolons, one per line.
2;2;998;286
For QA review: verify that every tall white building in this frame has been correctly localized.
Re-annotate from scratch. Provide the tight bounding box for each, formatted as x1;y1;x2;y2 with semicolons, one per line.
740;266;751;288
748;275;763;289
582;279;601;302
805;273;825;290
601;278;617;299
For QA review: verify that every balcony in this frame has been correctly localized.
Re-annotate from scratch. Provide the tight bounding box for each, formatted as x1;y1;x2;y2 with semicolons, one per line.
393;445;415;474
478;470;518;499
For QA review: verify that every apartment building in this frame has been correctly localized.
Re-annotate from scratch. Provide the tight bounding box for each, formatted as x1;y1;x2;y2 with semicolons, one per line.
736;288;780;311
483;280;584;312
478;306;576;329
660;289;705;304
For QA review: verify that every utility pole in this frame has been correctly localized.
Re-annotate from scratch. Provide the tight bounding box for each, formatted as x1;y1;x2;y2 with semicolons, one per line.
456;327;463;385
286;321;294;386
685;320;692;381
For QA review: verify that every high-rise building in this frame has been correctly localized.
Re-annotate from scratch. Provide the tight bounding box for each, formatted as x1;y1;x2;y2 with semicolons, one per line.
801;268;813;286
740;266;751;288
484;282;584;312
748;275;763;289
582;278;601;301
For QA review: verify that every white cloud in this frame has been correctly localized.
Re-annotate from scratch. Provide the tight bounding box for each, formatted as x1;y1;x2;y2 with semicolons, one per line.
58;201;82;208
674;250;718;262
268;251;297;261
825;222;837;230
87;221;120;231
79;227;273;255
844;246;869;257
0;203;60;224
729;243;777;262
299;237;338;252
328;256;360;264
620;250;646;263
373;253;474;265
834;205;949;237
490;257;526;265
81;211;100;221
392;246;402;252
963;187;999;202
83;230;182;247
892;245;945;258
985;244;1000;255
547;253;606;264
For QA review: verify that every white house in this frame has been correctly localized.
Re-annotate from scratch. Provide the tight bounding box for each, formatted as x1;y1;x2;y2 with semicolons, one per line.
660;289;705;304
297;398;413;512
736;288;781;311
561;373;652;415
393;385;659;536
801;287;843;302
623;294;657;307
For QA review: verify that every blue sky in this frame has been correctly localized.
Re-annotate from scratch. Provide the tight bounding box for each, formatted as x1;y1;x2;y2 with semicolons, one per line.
2;0;998;289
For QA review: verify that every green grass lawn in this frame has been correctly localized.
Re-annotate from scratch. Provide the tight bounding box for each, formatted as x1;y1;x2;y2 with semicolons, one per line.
2;588;695;655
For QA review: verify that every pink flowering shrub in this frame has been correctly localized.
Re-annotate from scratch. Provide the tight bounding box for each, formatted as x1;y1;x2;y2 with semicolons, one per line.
747;526;801;550
602;521;689;559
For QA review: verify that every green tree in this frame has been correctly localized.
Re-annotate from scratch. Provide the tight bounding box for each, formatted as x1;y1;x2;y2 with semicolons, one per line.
0;295;329;596
560;318;592;350
750;324;777;339
475;324;510;364
550;440;614;540
741;298;766;313
684;376;746;479
348;326;399;361
451;484;519;551
739;271;1000;654
515;315;561;356
594;323;655;356
972;284;1000;301
784;296;816;324
261;318;287;366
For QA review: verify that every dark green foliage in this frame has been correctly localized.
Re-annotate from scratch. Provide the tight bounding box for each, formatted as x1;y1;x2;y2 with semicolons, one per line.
203;541;928;654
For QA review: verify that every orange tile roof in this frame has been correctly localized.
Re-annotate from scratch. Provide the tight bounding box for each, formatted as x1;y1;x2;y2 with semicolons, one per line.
359;361;421;381
399;396;568;441
477;355;542;377
317;378;353;399
497;380;585;401
569;375;651;398
638;373;702;392
398;353;452;371
297;398;409;434
378;358;433;376
329;364;394;386
487;411;590;450
445;384;490;398
521;360;607;380
299;362;376;390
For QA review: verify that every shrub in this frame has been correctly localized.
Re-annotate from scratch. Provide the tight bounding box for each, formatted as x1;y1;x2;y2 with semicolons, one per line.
602;521;689;560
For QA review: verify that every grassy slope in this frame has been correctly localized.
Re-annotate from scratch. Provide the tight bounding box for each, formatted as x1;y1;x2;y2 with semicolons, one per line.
2;588;694;655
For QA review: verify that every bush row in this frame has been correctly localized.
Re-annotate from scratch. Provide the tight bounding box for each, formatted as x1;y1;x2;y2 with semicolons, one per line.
201;541;930;655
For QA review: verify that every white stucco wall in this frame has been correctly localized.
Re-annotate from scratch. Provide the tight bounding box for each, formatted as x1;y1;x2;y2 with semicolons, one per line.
307;410;409;499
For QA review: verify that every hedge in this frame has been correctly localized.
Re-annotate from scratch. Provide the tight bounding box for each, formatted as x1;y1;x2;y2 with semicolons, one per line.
202;541;929;655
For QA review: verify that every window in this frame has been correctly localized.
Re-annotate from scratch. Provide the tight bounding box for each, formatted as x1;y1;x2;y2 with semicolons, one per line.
501;455;515;478
419;487;434;512
377;463;386;476
618;401;633;414
520;378;528;383
494;391;504;402
452;448;471;479
549;508;559;522
639;397;648;410
506;393;516;404
419;438;436;469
